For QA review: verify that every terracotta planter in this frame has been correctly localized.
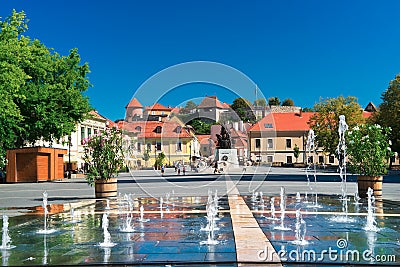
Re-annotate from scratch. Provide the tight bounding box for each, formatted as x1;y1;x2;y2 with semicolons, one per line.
357;175;383;198
95;177;118;198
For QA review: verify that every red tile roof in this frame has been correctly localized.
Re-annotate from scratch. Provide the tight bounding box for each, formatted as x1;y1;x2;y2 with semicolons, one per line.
126;98;143;108
249;112;315;132
198;96;226;109
362;111;373;119
145;103;174;111
197;134;211;142
123;121;192;138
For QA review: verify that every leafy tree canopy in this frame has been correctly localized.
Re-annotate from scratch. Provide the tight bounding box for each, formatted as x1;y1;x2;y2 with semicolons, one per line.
254;98;267;107
373;74;400;154
188;118;212;134
282;98;294;106
308;96;364;156
0;10;91;168
230;98;256;123
268;97;281;106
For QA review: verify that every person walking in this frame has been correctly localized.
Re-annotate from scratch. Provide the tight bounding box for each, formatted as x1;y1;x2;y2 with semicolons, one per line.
161;164;165;176
183;165;186;175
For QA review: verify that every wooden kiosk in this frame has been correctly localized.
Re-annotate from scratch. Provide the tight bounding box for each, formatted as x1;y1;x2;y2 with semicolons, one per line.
6;147;67;183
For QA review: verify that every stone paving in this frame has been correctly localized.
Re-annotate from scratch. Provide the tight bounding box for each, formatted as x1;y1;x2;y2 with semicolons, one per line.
0;167;399;265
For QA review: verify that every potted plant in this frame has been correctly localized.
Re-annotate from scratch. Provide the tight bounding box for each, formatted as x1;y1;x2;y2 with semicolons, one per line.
346;124;393;198
83;127;124;198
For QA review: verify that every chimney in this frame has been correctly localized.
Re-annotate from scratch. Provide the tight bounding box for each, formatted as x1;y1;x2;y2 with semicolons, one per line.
299;108;303;118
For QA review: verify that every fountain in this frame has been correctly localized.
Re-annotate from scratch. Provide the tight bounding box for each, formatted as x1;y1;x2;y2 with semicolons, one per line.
159;197;164;218
364;187;379;232
105;199;111;210
120;195;135;233
0;215;15;250
305;129;322;208
37;191;57;234
337;114;348;200
137;205;149;222
265;197;279;220
291;208;309;245
99;213;117;247
274;187;291;230
200;195;219;245
296;192;301;202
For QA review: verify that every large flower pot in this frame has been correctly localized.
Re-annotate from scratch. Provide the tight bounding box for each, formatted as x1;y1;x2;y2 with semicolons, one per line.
357;175;383;198
95;178;118;198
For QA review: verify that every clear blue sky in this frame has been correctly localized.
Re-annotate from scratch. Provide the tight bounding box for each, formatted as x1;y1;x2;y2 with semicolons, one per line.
2;0;400;121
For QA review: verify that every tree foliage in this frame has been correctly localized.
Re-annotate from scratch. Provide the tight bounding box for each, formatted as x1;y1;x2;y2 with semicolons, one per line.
346;124;393;176
230;97;255;123
180;100;197;114
188;118;212;134
293;144;300;162
0;10;91;168
254;98;267;107
268;97;281;106
308;96;365;156
155;152;166;168
282;98;294;106
373;74;400;154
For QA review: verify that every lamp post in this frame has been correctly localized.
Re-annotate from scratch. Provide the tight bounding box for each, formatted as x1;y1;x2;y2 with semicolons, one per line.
189;143;192;162
68;135;72;179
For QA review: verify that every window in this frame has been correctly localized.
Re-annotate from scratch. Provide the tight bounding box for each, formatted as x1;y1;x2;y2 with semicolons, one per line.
94;129;98;135
319;156;324;164
156;142;162;151
256;155;262;162
264;123;273;128
80;127;85;143
329;155;335;164
267;156;273;163
147;143;151;151
88;128;92;138
161;111;165;115
267;139;273;149
176;140;182;151
287;156;292;164
176;126;182;133
308;156;314;164
135;126;142;132
155;126;162;133
203;147;207;152
152;111;155;115
255;139;261;149
137;142;142;152
286;139;291;148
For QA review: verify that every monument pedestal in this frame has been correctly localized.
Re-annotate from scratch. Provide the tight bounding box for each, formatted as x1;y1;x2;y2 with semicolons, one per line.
217;149;239;169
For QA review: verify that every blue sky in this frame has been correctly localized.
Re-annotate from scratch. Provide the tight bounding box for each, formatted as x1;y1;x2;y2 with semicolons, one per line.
2;0;400;121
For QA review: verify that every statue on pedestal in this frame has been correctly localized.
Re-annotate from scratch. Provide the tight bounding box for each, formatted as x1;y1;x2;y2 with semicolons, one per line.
216;126;231;149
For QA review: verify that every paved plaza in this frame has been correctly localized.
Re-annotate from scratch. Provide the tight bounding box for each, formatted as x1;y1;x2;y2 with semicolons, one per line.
0;167;399;266
1;167;399;211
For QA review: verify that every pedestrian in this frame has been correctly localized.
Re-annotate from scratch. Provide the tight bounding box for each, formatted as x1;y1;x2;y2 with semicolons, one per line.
214;161;219;174
177;167;181;175
183;166;186;175
161;164;165;176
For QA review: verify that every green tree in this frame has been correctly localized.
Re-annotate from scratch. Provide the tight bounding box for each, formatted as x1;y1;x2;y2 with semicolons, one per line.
282;98;294;106
0;10;91;168
373;74;400;154
293;144;300;163
142;149;150;167
181;100;197;114
188;118;212;134
254;98;267;107
230;98;256;122
268;97;281;106
308;96;365;156
155;152;166;169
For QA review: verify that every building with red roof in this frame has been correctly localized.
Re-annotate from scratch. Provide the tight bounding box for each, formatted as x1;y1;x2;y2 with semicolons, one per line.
125;98;144;122
123;120;196;167
248;111;317;165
